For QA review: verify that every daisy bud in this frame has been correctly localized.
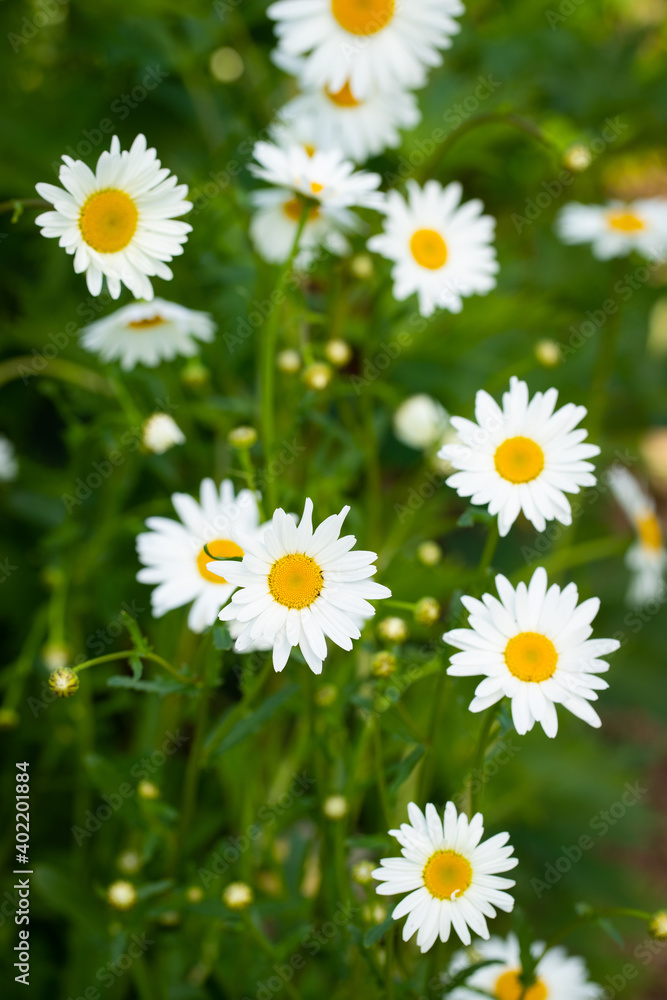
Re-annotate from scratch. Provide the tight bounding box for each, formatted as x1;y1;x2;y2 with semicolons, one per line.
563;144;592;172
228;425;258;449
363;902;387;923
649;910;667;939
352;860;376;885
303;362;333;391
158;910;181;927
414;597;441;626
378;617;409;644
181;359;210;388
640;427;667;487
371;651;397;678
393;394;450;451
209;46;244;82
315;683;338;707
350;253;374;279
186;886;203;904
138;781;160;800
142;413;185;455
256;870;281;896
107;880;137;911
277;349;301;373
323;794;348;820
117;850;142;875
0;708;19;729
41;642;70;671
535;339;562;367
417;540;442;566
325;338;353;367
48;668;79;698
223;882;253;910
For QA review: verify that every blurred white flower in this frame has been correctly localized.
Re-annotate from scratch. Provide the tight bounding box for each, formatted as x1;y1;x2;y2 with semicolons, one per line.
393;394;450;450
555;198;667;260
142;413;185;455
0;435;18;482
608;465;667;604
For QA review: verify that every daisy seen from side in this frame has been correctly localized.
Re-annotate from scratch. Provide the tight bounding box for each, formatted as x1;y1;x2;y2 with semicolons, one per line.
555;198;667;261
608;465;667;605
373;801;517;953
443;566;620;737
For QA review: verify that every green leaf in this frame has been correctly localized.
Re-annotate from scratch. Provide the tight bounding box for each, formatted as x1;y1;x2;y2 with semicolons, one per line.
388;744;425;794
363;914;394;947
130;653;143;680
457;506;494;528
213;624;233;650
208;684;300;759
136;879;174;902
597;916;624;947
106;675;195;696
443;960;504;995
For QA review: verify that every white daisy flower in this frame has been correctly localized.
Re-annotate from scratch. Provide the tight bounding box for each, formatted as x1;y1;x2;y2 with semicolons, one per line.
393;394;450;451
279;78;420;163
367;180;498;317
443;567;620;738
142;413;185;455
0;435;18;482
212;498;391;675
555;198;667;261
35;134;192;300
268;0;464;100
250;188;355;266
372;801;517;953
80;299;215;370
249;141;382;210
447;933;601;1000
608;465;667;605
136;479;265;634
438;377;600;537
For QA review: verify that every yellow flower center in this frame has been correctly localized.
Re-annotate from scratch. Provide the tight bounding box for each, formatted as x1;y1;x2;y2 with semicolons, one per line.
494;436;544;484
268;553;323;609
637;512;663;550
607;209;645;233
505;632;558;683
284;198;320;223
197;539;244;584
304;144;316;157
495;970;548;1000
310;181;324;196
410;229;448;270
127;315;165;330
79;189;139;253
331;0;395;36
422;850;472;900
326;81;362;107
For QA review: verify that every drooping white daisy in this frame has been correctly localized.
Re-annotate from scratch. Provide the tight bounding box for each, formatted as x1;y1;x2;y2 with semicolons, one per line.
555;198;667;261
608;465;667;605
81;298;215;370
249;141;382;211
80;298;215;370
0;435;18;482
250;188;355;266
268;0;464;99
393;394;450;451
368;180;498;317
373;801;517;953
212;498;391;674
279;78;421;163
444;567;620;737
136;479;265;634
446;933;601;1000
35;134;192;300
142;413;185;455
438;377;599;537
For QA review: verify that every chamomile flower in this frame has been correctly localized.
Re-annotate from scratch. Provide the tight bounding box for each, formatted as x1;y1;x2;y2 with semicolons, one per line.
280;78;420;163
368;180;498;317
212;498;391;675
555;198;667;261
447;934;601;1000
249;188;354;266
81;299;216;370
268;0;464;100
0;435;18;482
608;466;667;605
438;377;599;537
443;567;620;738
136;479;266;634
373;801;517;952
249;141;382;210
35;134;192;300
393;394;450;451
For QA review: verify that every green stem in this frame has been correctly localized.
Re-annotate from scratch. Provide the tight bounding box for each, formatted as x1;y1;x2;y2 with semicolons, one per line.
478;521;500;578
201;656;273;763
0;356;113;395
385;922;395;1000
73;650;194;684
469;704;500;817
0;197;49;218
514;535;630;582
260;201;310;511
238;448;266;520
538;907;652;961
417;664;448;803
372;720;391;829
384;599;416;612
241;912;303;1000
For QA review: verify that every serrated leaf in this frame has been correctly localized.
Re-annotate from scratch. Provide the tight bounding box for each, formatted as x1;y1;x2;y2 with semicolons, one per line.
208;684;299;759
363;914;394;947
130;654;143;680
